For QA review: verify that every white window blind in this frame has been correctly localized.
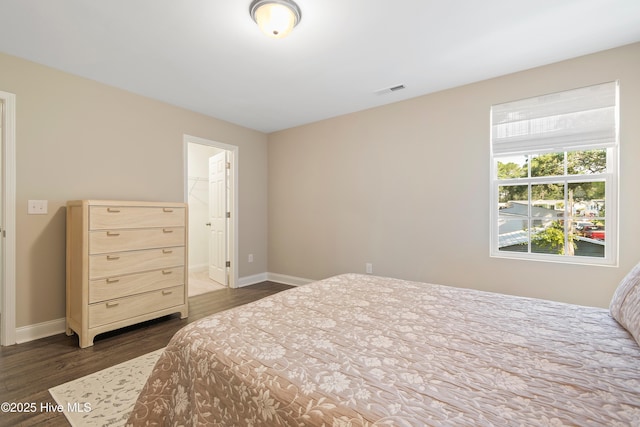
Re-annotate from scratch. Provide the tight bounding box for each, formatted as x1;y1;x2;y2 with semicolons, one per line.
491;81;618;156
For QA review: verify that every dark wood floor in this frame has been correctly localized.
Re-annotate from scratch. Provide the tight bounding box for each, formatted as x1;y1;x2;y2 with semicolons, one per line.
0;281;293;426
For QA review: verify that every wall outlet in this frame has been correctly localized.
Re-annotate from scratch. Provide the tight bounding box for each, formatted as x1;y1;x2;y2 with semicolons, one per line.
248;254;254;263
28;200;48;215
365;263;373;274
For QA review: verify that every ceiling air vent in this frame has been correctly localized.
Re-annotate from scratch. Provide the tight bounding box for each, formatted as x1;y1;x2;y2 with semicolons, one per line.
374;84;406;95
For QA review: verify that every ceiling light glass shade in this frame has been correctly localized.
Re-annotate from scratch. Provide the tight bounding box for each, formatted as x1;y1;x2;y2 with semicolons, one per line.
250;0;301;39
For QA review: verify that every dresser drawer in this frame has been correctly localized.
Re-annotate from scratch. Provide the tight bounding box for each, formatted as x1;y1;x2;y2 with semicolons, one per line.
89;267;185;304
89;285;184;328
89;247;185;278
89;206;185;230
89;227;185;254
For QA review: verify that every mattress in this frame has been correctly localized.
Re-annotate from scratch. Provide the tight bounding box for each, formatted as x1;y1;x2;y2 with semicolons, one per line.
127;273;640;426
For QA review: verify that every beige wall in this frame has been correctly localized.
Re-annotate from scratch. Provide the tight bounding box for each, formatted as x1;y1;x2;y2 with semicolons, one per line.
3;42;638;331
0;52;268;328
268;42;640;308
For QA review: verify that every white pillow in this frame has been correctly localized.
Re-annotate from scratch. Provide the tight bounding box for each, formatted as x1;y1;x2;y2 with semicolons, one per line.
610;261;640;346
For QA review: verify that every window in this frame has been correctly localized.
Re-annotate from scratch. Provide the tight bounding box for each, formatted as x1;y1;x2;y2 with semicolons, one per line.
490;82;618;265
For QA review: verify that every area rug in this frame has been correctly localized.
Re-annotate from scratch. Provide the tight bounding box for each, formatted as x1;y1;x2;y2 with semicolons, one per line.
49;348;164;427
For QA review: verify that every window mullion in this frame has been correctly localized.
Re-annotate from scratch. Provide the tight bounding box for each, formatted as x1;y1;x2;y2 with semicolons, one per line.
528;183;532;253
564;180;570;256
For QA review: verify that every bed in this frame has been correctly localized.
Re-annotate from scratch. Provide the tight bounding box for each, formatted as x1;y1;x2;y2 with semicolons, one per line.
127;269;640;426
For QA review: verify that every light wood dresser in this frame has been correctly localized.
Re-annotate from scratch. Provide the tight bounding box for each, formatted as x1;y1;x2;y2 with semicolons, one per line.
66;200;188;348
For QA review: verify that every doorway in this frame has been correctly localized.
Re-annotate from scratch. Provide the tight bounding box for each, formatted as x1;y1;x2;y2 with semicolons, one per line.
0;91;16;346
184;135;238;291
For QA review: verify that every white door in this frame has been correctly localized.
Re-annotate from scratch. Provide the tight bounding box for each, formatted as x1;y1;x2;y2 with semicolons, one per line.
0;100;3;335
1;92;16;346
208;152;227;285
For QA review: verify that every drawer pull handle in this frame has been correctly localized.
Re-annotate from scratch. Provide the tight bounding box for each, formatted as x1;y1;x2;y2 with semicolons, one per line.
162;270;173;275
107;208;121;213
162;249;173;254
106;278;120;283
162;290;173;295
162;228;174;233
163;208;174;213
106;231;120;237
106;255;120;261
106;302;119;308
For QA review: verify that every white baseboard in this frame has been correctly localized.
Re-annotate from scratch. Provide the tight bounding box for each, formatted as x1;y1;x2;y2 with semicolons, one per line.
188;264;208;273
237;272;270;287
16;317;66;344
14;272;315;344
237;272;314;287
267;272;315;287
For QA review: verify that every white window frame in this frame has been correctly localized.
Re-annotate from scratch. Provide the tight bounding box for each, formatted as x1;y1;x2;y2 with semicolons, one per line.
490;82;619;266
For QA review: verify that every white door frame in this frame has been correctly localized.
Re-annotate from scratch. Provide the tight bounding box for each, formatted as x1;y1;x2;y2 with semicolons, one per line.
184;135;238;288
1;91;17;346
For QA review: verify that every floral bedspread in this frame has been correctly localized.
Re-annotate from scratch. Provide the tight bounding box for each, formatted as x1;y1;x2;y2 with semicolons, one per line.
127;274;640;426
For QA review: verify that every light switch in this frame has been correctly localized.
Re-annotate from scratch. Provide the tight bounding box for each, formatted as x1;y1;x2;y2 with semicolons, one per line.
28;200;48;215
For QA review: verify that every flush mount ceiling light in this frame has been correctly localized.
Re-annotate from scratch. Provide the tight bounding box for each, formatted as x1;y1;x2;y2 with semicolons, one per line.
249;0;302;39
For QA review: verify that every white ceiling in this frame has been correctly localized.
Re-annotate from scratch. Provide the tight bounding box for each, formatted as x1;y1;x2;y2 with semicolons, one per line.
0;0;639;133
